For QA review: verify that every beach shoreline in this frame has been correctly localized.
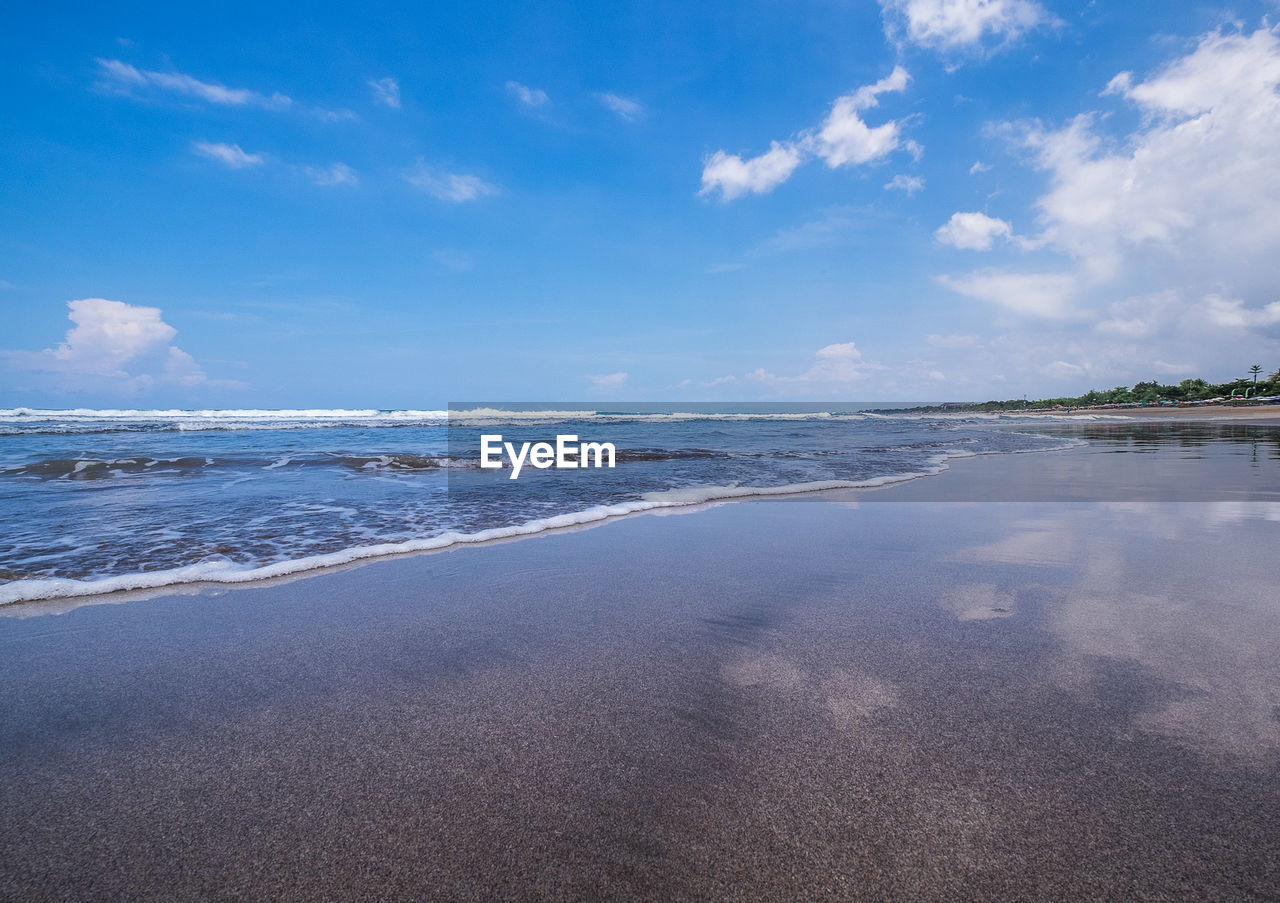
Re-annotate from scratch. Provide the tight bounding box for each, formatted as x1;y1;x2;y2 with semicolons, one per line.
2;425;1279;900
3;413;1277;614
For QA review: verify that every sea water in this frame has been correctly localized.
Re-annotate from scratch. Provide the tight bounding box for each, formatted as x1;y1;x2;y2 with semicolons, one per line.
0;405;1093;603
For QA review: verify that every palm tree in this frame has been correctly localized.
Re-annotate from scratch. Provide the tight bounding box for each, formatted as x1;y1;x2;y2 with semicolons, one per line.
1249;364;1262;385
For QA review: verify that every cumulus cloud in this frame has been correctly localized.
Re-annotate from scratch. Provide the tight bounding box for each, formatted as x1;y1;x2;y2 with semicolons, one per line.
885;174;925;195
797;342;874;382
1024;27;1280;281
700;142;805;201
938;23;1280;369
813;66;912;168
879;0;1056;51
368;76;401;108
403;164;499;202
50;299;175;370
2;299;240;393
506;81;549;108
936;211;1014;249
745;342;881;388
700;67;914;201
162;346;213;387
95;58;291;109
192;141;264;169
596;92;645;121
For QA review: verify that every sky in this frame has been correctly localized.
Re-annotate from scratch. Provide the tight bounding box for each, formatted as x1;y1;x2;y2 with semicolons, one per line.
3;0;1280;406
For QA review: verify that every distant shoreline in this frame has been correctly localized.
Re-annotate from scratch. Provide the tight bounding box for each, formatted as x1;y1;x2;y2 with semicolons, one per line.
1056;402;1280;422
880;401;1280;422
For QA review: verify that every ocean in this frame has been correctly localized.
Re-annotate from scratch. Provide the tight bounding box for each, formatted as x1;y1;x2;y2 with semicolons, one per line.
0;405;1095;604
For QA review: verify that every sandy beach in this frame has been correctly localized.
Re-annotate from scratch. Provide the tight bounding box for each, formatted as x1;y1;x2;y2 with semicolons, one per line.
2;425;1279;901
1064;403;1280;423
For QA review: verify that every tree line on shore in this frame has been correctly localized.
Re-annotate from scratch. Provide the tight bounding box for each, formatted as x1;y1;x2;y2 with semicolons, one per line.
905;366;1280;413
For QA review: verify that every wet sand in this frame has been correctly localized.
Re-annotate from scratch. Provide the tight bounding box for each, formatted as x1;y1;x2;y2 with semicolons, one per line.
2;428;1279;900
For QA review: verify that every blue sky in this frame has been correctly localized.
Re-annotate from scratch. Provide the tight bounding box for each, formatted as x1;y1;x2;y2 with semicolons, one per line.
3;0;1279;406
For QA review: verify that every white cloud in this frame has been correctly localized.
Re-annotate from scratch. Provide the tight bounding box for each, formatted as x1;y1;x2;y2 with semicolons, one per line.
814;66;911;167
885;174;925;194
192;141;264;169
969;160;992;174
746;342;880;388
53;298;175;370
700;142;805;201
403;164;499;202
368;77;401;109
95;58;291;109
162;347;211;387
94;57;351;120
1202;294;1280;330
2;299;239;393
936;211;1014;249
1021;27;1280;281
304;163;358;186
588;371;629;389
937;25;1280;377
596;92;645;121
880;0;1056;51
700;67;914;201
506;81;549;108
800;342;873;382
939;270;1078;318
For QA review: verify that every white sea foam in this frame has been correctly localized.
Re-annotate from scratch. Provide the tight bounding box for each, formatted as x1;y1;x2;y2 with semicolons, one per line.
0;408;452;432
0;408;450;421
0;406;1128;434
